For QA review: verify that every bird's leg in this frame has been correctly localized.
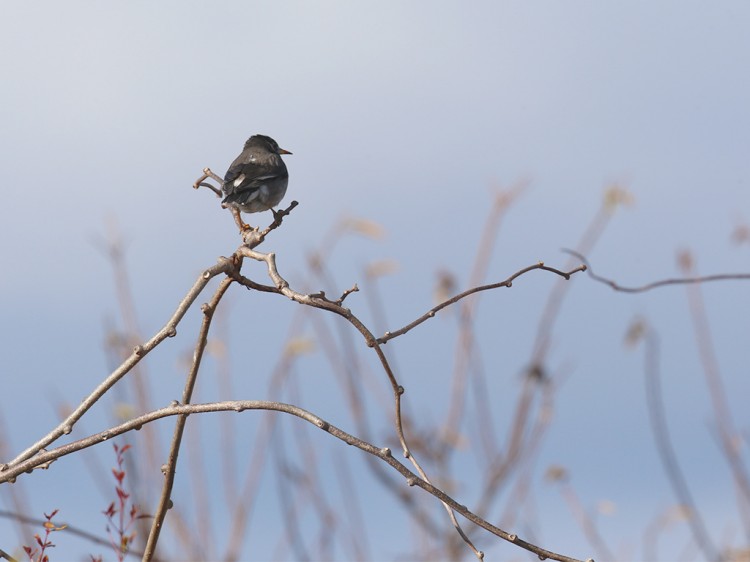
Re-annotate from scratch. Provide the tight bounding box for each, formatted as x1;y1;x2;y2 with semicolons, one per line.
230;207;252;231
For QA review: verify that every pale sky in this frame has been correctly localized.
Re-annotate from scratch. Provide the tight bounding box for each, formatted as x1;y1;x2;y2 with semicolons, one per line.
1;2;749;560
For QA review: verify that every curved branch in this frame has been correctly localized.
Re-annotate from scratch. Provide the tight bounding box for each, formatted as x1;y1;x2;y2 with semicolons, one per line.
0;400;588;562
377;262;587;344
641;326;719;561
0;257;236;475
192;167;224;197
236;247;592;560
565;249;750;293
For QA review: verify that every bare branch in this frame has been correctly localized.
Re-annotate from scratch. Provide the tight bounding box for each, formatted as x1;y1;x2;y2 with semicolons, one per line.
143;277;234;561
1;257;236;475
232;246;592;559
235;245;482;555
1;197;593;561
635;322;720;561
237;200;300;247
336;283;359;305
0;400;589;562
681;257;750;540
565;249;750;293
377;262;587;344
192;167;224;197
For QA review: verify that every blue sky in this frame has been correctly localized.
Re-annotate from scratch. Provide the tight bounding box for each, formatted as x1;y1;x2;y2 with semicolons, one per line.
1;2;749;560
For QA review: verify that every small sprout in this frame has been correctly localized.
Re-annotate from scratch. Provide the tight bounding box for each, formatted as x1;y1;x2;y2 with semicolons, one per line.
624;318;647;348
342;217;386;240
364;259;398;278
544;465;568;483
284;337;315;357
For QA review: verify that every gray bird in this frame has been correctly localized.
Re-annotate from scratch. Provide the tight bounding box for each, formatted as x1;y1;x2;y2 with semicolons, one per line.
221;134;292;231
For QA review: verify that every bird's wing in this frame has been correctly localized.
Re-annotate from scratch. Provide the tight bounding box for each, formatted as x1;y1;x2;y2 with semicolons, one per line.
223;151;283;197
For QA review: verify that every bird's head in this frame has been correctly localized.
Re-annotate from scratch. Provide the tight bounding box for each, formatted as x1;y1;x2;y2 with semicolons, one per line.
245;134;292;155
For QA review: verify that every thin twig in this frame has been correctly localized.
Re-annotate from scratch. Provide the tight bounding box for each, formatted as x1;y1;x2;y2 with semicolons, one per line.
238;200;300;247
682;258;750;540
440;186;524;473
143;277;234;561
565;249;750;293
377;263;587;344
336;283;359;305
192;167;224;197
484;192;622;529
0;257;235;477
0;509;143;559
640;324;720;561
557;479;616;562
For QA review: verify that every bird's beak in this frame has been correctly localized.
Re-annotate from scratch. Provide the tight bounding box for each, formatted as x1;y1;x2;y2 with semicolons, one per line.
278;148;293;155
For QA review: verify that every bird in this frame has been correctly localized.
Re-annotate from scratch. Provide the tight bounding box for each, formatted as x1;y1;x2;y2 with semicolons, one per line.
221;134;292;231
